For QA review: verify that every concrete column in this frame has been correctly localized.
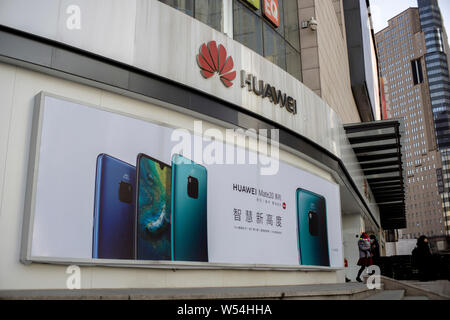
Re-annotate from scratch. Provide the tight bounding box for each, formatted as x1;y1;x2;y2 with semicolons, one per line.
298;0;321;97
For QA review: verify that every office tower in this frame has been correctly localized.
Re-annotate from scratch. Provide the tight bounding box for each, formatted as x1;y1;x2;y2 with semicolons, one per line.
376;7;447;240
417;0;450;236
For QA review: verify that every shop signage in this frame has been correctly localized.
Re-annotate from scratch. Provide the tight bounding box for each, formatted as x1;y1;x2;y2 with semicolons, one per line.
243;0;260;10
197;41;236;88
240;70;297;115
196;42;297;115
264;0;280;27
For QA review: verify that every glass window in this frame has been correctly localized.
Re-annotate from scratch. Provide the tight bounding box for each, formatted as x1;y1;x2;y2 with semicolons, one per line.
195;0;223;32
159;0;194;16
286;43;301;81
233;0;301;80
264;22;286;70
283;0;299;51
233;0;264;55
162;0;302;82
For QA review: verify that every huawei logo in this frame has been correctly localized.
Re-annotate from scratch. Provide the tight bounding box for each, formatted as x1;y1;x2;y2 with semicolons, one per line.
197;41;236;87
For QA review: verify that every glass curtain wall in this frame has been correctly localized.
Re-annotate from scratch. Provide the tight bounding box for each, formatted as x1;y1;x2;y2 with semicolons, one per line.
233;0;301;81
158;0;301;81
159;0;223;32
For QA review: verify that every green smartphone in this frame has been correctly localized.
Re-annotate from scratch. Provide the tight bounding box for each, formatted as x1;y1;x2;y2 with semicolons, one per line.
296;188;330;266
171;154;208;262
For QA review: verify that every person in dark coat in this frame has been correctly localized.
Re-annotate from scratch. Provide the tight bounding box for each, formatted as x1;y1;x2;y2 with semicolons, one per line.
412;235;433;282
370;234;380;266
356;233;373;283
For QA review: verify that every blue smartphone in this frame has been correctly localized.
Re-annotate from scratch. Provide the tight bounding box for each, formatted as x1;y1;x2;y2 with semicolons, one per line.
171;154;208;262
136;153;172;260
296;188;330;266
92;154;136;260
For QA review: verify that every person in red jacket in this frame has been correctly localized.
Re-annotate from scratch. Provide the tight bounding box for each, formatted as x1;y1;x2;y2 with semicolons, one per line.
356;233;373;283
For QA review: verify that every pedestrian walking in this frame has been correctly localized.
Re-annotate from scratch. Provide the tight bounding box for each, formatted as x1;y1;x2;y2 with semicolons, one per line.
412;235;433;282
356;233;373;283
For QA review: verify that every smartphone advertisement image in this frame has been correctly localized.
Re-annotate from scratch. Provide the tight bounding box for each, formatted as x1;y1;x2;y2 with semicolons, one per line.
22;93;343;268
171;154;208;262
136;153;172;261
296;189;330;267
92;154;136;260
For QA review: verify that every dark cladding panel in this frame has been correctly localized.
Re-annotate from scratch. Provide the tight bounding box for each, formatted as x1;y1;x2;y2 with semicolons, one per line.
343;0;376;122
344;120;406;230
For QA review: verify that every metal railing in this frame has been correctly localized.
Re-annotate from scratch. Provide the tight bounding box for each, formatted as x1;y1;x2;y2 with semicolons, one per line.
377;254;450;281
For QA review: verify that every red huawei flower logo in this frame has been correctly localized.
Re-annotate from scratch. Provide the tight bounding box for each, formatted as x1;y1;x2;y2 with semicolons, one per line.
197;41;236;87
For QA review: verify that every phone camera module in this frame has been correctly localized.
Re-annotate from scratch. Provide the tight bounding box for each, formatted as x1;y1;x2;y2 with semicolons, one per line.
308;210;319;236
119;181;133;204
187;176;199;199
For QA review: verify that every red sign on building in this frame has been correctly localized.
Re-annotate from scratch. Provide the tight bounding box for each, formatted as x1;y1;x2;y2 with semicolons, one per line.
264;0;280;27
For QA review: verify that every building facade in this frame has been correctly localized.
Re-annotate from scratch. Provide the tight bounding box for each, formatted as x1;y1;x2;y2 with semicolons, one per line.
0;0;399;292
375;6;447;243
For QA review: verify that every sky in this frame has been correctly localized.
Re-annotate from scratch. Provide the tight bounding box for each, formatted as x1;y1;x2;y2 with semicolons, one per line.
370;0;450;34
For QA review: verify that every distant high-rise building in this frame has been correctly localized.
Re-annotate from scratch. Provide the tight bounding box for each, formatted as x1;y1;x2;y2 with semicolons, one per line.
375;7;447;240
417;0;450;236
